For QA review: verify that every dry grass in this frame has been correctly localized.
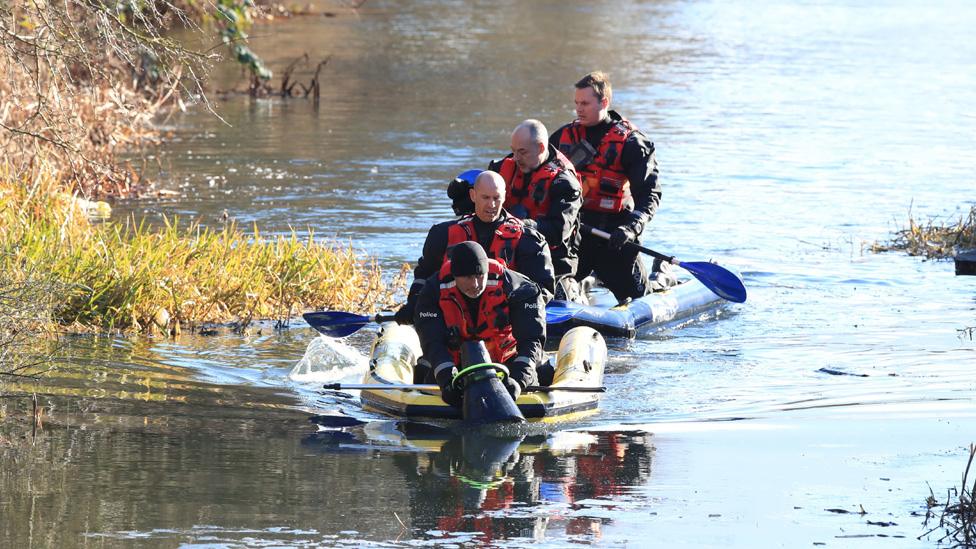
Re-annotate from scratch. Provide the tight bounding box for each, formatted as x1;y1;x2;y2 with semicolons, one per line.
0;168;406;335
871;206;976;259
1;2;406;337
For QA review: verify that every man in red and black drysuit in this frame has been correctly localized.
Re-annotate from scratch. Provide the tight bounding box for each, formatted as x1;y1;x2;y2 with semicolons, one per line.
490;119;583;302
414;242;546;407
550;71;674;302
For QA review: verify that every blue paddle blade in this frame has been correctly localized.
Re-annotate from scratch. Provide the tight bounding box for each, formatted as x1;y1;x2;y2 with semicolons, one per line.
456;169;481;186
303;311;372;338
677;261;747;303
546;302;583;324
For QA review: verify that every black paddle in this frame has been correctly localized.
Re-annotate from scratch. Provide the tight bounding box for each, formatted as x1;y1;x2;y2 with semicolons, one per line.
581;224;747;303
304;306;576;338
322;383;606;393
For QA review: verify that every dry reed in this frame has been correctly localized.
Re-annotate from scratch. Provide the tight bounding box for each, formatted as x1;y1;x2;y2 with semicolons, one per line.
0;168;405;335
872;206;976;259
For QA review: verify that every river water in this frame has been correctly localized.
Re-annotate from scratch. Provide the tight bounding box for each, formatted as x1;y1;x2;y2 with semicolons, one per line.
3;0;975;546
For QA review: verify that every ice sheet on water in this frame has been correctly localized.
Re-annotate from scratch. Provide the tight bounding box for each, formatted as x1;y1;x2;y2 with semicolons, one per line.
288;335;367;383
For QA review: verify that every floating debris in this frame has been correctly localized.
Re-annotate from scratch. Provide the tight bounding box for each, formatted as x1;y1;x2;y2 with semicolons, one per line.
872;205;976;260
957;250;976;276
818;367;869;378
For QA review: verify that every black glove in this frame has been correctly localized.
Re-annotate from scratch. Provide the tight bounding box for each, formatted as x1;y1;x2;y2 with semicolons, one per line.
520;217;538;230
393;302;414;325
608;226;636;250
435;366;463;408
503;377;523;401
506;356;536;400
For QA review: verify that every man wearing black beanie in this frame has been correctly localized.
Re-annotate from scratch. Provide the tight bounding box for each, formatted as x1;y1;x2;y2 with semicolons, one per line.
414;241;547;407
450;240;489;280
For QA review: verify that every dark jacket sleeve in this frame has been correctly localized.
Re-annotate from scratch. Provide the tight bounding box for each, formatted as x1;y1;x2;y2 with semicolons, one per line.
514;225;555;302
535;169;582;260
620;130;661;236
400;222;451;323
414;273;455;372
505;271;546;388
414;222;450;281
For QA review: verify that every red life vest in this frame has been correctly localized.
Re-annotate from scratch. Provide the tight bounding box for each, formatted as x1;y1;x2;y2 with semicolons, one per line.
444;214;524;269
438;259;517;364
497;149;577;220
556;118;635;214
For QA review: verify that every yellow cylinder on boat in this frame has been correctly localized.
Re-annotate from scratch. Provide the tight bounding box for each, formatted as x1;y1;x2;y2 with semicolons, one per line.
366;322;422;384
552;326;607;386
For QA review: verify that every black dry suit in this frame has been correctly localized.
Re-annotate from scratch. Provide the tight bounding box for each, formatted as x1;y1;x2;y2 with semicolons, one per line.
414;266;546;405
488;143;583;281
549;110;662;301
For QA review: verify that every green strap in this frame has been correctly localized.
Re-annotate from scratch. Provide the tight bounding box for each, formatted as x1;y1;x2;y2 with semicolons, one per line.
452;362;509;389
456;474;506;490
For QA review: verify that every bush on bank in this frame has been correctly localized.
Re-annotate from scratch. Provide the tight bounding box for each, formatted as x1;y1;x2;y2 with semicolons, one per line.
0;2;402;341
1;0;270;197
0;171;404;336
872;205;976;259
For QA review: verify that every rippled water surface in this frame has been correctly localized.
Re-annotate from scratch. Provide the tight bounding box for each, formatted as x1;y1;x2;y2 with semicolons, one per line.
4;0;976;546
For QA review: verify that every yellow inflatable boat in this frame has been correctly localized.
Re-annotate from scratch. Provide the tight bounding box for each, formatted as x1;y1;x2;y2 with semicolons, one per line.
359;323;607;423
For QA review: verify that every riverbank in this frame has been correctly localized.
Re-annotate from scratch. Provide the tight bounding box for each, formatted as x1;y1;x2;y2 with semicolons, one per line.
0;1;278;198
0;3;406;344
0;171;403;339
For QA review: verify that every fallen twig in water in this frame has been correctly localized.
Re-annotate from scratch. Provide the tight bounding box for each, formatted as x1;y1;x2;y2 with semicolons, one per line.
218;54;331;99
818;367;869;378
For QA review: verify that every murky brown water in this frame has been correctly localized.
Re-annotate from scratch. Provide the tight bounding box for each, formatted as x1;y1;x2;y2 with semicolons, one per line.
3;0;976;546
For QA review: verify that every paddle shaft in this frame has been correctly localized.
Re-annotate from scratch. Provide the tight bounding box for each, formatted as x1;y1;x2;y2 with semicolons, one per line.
373;311;397;324
583;225;677;265
323;383;606;393
580;223;747;303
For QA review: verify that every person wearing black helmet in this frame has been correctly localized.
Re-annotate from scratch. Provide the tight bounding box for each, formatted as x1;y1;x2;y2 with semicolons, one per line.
446;169;480;216
414;241;547;407
394;171;555;326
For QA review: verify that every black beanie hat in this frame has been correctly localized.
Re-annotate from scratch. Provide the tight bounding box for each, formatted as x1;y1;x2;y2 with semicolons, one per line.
450;241;489;276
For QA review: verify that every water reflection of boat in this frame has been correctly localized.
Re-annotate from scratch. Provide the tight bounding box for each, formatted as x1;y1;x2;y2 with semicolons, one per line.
303;421;653;545
359;324;607;423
